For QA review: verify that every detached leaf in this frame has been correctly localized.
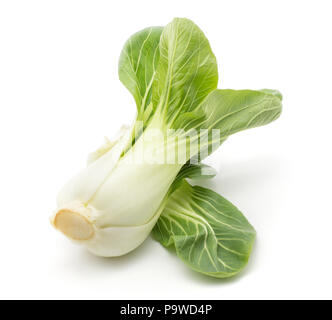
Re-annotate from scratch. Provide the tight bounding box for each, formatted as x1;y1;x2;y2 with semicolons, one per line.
153;181;256;278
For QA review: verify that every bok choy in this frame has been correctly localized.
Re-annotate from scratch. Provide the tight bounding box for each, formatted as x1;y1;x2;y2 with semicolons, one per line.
51;18;282;278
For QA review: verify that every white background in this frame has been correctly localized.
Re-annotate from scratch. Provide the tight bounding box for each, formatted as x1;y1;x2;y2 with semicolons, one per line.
0;0;331;300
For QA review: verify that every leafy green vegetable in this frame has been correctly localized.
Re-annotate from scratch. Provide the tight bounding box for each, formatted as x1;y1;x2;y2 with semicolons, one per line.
52;17;282;279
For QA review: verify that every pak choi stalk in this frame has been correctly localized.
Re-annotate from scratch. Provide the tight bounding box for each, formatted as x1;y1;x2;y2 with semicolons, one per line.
53;122;183;256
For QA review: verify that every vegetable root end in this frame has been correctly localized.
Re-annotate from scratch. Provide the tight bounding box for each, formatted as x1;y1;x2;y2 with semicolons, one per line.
53;205;95;241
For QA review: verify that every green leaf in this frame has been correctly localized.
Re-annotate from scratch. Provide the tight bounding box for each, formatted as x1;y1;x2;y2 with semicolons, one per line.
173;89;282;160
118;26;163;122
176;89;282;158
197;89;282;135
153;180;256;278
152;18;218;128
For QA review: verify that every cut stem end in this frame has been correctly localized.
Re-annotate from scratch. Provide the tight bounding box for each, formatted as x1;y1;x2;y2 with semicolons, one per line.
53;205;95;241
